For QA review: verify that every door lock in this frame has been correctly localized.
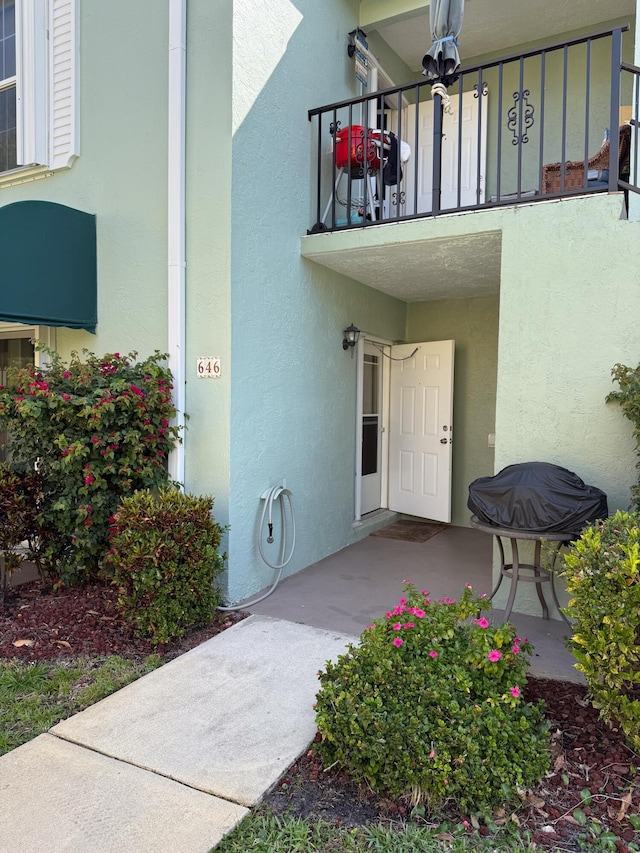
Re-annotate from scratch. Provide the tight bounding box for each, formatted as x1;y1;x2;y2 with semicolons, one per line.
440;437;447;444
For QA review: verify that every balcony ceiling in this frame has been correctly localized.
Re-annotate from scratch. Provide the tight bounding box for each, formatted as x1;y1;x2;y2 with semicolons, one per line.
302;230;502;302
372;0;635;72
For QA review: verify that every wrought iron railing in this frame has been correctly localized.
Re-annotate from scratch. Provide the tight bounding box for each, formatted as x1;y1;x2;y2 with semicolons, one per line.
308;26;634;233
620;61;640;199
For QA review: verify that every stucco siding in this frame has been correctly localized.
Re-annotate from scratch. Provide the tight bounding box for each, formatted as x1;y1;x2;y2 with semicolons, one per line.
227;0;407;602
493;192;640;615
0;0;170;359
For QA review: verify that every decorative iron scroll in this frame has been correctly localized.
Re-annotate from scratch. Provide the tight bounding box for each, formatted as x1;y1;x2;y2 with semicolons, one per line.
329;121;342;136
473;81;488;98
507;90;535;145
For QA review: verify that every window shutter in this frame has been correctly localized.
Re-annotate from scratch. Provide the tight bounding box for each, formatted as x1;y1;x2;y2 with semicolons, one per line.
14;0;77;170
48;0;79;169
15;0;48;166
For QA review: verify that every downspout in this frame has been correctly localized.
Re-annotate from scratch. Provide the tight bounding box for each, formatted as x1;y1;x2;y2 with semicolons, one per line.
167;0;187;485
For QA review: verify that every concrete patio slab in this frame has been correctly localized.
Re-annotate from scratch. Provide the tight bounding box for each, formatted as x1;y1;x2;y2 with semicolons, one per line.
52;615;353;807
0;734;247;853
245;525;584;683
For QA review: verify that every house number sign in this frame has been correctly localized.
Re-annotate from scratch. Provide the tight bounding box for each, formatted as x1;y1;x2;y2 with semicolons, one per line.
196;357;221;378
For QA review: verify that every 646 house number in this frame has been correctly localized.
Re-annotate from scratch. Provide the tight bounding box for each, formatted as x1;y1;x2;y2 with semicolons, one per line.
196;357;221;378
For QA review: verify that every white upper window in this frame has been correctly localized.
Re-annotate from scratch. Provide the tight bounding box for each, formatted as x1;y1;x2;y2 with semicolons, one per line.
0;0;17;171
0;0;77;185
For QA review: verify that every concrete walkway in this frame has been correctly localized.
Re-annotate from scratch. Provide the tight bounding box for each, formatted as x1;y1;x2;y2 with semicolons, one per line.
0;615;354;853
0;526;583;851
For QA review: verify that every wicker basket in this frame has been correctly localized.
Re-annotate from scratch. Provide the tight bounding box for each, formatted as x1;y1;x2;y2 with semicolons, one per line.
541;123;631;195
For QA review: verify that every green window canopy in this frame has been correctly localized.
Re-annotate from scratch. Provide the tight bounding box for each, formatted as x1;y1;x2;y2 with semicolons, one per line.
0;200;97;333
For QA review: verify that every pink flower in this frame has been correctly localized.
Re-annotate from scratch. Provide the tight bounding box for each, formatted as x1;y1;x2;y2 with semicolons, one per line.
510;686;520;699
84;474;94;485
402;579;411;583
414;609;425;618
429;748;436;758
512;644;520;655
403;622;415;629
474;617;489;629
429;650;438;658
479;593;487;599
63;371;71;378
421;590;429;596
393;637;403;648
465;583;472;589
488;649;502;662
392;623;402;630
62;394;71;401
399;597;407;606
365;624;374;630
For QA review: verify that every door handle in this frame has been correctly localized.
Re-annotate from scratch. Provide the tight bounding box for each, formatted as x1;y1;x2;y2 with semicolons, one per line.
440;438;447;444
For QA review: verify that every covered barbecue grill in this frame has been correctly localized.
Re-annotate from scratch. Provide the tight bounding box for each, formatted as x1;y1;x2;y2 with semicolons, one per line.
468;461;608;538
468;462;608;621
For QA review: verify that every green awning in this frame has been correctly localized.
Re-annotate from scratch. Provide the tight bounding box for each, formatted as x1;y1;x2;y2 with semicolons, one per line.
0;200;97;333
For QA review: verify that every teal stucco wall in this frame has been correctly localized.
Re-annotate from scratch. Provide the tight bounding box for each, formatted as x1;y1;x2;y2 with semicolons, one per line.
227;0;407;602
492;192;640;616
182;0;233;525
0;1;170;360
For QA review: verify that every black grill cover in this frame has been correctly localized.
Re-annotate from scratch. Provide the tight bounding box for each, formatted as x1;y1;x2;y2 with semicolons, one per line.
468;462;608;536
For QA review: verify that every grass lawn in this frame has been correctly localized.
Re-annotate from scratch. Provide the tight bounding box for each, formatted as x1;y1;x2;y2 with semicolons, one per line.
214;809;540;852
0;654;161;755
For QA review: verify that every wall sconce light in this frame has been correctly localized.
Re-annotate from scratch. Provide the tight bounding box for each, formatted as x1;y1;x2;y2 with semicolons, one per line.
342;323;360;356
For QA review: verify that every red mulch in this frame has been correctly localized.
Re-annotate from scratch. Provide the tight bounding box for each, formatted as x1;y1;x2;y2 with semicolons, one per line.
2;581;639;851
0;579;247;663
266;679;640;852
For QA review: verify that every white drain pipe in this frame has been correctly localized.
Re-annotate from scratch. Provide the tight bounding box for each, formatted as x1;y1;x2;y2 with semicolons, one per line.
167;0;187;485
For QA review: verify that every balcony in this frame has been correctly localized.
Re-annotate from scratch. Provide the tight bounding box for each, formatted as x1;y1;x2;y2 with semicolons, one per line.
308;26;639;236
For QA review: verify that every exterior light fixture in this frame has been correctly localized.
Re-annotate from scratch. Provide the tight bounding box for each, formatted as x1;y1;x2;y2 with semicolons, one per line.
342;323;360;356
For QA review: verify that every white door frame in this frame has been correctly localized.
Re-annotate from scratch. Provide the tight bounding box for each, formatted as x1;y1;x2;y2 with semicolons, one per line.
354;333;392;521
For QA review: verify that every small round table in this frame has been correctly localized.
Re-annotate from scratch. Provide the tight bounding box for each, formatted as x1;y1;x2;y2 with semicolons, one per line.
470;516;572;625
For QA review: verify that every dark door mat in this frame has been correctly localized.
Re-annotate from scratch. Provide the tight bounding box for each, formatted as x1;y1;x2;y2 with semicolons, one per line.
370;520;447;543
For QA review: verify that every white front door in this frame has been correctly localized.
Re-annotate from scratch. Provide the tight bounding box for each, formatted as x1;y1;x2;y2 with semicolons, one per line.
388;340;454;522
405;90;487;213
360;341;384;515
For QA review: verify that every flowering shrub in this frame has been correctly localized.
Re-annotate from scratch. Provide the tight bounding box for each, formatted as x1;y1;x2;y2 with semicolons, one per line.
107;487;225;644
315;583;549;811
0;349;180;583
561;511;640;751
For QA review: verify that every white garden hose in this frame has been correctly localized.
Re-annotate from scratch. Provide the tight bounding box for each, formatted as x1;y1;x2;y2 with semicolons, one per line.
218;485;296;611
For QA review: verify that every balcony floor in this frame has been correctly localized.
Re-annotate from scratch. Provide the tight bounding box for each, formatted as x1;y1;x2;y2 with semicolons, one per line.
245;524;582;683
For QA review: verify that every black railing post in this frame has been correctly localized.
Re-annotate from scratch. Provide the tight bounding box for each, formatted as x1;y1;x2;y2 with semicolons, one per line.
412;86;420;217
609;28;623;192
432;91;443;216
